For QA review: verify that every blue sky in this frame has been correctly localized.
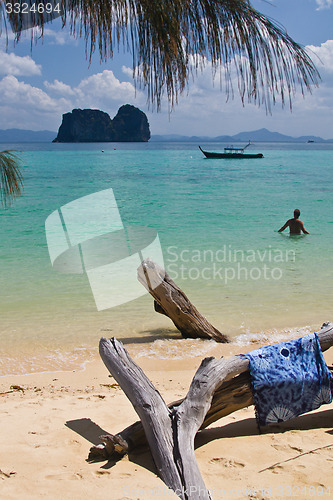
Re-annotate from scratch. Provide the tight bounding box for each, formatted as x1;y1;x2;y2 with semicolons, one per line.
0;0;332;138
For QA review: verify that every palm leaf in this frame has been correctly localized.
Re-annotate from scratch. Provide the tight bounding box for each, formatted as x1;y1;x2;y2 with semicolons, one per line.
1;0;320;109
0;150;24;207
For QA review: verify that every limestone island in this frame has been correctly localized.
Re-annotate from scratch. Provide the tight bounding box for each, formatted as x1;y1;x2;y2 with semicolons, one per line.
53;105;150;142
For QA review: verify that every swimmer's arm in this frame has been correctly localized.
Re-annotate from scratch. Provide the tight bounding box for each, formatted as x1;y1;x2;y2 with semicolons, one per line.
278;220;289;232
300;221;310;234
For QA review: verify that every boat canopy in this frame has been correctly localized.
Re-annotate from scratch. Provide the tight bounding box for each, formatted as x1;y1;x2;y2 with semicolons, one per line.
224;147;244;152
224;141;251;153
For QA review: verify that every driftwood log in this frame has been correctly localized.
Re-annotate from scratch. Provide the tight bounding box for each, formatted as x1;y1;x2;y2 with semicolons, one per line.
137;258;229;342
90;323;333;499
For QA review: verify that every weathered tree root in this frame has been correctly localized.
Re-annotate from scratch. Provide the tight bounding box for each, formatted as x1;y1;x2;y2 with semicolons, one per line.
137;258;229;342
89;323;333;499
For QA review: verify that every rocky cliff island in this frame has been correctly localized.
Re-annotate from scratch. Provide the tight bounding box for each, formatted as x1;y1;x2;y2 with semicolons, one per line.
53;105;150;142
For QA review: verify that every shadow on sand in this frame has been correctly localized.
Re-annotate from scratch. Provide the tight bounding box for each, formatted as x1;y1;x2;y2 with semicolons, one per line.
66;408;333;474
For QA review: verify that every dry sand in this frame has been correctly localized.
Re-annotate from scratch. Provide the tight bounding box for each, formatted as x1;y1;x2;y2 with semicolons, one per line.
1;341;333;500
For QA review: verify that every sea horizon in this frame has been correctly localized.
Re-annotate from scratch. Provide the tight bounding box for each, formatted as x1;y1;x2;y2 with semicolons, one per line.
1;125;333;143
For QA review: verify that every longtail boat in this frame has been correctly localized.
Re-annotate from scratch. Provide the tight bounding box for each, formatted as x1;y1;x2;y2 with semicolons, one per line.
199;142;263;159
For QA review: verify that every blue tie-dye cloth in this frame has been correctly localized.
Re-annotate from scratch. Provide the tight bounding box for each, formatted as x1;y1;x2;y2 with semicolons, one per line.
243;332;332;429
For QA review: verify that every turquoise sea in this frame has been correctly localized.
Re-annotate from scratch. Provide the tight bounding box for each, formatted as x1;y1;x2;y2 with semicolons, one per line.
1;141;333;375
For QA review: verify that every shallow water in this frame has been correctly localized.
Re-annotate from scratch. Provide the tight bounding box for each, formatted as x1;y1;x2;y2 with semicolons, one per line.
1;141;333;374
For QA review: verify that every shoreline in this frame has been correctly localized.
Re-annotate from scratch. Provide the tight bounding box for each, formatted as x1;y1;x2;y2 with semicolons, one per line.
0;322;320;377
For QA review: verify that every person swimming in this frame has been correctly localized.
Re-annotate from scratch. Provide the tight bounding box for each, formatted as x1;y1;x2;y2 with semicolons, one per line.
278;209;310;234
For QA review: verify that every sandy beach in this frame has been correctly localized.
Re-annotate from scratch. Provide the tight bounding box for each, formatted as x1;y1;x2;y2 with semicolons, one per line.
1;339;333;500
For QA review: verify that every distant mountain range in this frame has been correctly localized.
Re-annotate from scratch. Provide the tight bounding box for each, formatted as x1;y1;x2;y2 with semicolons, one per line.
151;128;333;143
0;127;332;143
0;129;56;142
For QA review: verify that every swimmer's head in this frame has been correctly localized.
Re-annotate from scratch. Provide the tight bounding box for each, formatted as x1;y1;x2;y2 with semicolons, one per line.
294;209;300;219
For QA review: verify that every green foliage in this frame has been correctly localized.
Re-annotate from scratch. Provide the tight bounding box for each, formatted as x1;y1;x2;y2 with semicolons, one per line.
0;150;24;207
1;0;320;110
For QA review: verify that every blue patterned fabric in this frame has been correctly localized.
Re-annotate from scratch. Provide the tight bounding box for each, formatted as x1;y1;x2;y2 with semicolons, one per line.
243;332;332;429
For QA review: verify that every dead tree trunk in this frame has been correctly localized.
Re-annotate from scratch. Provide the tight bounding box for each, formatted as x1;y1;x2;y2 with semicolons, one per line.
90;323;333;458
92;323;333;499
137;258;229;342
98;336;248;499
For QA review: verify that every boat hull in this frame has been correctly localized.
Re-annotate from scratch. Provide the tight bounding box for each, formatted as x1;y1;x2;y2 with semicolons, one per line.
199;146;263;159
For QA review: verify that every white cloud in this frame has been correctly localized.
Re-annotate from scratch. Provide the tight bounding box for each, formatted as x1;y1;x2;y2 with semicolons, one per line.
45;69;147;113
315;0;333;9
75;70;141;105
44;79;76;95
0;75;63;110
0;51;41;76
306;40;333;73
42;27;78;46
44;69;146;116
0;69;147;131
122;66;134;78
0;75;71;130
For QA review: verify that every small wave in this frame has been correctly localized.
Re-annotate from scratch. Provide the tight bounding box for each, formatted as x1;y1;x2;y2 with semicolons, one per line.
0;346;98;377
131;326;315;360
133;338;218;360
0;325;318;375
233;325;312;347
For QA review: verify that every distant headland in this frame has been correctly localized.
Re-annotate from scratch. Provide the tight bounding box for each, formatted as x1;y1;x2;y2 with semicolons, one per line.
53;105;151;143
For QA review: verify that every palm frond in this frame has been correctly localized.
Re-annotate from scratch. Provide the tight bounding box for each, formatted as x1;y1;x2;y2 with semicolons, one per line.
1;0;320;109
0;150;24;207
